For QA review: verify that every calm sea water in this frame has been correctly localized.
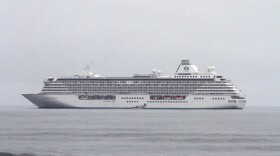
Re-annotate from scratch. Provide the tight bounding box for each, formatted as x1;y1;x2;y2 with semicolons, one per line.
0;106;280;156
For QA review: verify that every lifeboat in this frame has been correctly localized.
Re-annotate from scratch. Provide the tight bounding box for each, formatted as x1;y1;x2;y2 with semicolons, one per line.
78;95;90;100
150;95;163;100
175;96;184;100
163;96;171;100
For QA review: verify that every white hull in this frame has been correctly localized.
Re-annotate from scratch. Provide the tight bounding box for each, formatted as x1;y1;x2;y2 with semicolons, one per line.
22;94;245;109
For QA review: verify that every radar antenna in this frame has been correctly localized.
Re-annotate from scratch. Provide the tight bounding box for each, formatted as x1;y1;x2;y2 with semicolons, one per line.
83;61;94;71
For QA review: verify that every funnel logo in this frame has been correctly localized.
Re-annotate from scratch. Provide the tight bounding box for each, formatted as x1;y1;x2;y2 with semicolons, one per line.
184;66;189;71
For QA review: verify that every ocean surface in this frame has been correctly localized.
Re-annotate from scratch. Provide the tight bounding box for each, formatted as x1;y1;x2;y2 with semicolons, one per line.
0;106;280;156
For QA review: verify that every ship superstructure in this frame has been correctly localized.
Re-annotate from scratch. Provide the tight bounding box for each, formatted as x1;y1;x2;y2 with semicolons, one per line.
22;60;246;109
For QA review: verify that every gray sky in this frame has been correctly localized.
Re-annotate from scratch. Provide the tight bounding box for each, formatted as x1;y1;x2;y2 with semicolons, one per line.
0;0;279;107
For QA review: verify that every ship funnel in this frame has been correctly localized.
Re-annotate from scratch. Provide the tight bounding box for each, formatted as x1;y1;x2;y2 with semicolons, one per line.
176;60;198;74
181;60;191;65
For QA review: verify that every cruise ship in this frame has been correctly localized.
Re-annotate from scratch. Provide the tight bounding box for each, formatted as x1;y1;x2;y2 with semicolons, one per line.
22;60;246;109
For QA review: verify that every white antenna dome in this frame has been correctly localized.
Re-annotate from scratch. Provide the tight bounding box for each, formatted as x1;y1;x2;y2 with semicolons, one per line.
208;66;217;75
152;69;157;74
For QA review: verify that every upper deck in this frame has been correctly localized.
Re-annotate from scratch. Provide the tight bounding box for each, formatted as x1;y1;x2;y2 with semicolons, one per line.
40;60;242;97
